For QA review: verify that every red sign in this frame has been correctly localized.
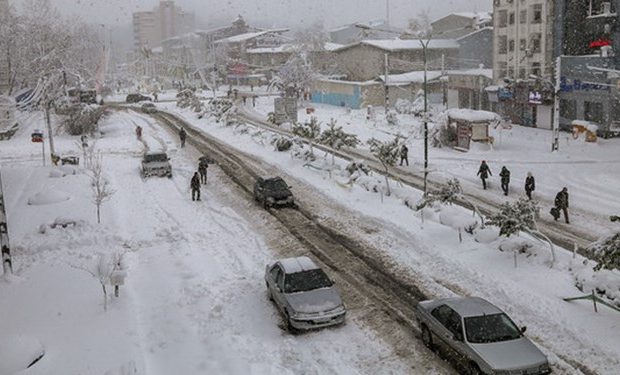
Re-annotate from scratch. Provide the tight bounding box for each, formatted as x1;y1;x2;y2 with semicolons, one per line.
31;131;43;143
229;62;247;76
589;39;612;49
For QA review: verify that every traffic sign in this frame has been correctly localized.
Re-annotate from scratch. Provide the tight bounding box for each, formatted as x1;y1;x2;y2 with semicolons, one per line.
31;130;43;143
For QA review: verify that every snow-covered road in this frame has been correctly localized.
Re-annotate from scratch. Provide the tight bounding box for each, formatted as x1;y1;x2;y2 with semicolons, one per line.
0;109;449;374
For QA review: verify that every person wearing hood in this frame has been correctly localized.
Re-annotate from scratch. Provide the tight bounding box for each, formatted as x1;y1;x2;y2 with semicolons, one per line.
525;172;535;200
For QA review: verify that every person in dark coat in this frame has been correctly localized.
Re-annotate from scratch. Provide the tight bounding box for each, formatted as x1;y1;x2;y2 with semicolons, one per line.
525;172;535;200
499;166;511;196
477;161;492;190
191;172;201;201
399;145;409;166
179;128;187;148
554;187;569;223
198;161;208;184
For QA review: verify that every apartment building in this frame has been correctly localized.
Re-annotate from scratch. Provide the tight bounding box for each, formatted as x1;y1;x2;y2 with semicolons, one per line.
132;0;195;53
493;0;555;81
0;0;10;94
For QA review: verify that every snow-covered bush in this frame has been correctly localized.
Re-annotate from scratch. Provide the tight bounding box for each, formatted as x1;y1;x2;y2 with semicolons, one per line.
61;104;104;135
573;264;620;307
292;117;322;156
272;136;293;152
291;142;316;162
395;93;424;115
430;113;457;148
318;119;360;164
487;198;539;237
586;232;620;271
176;89;203;113
416;178;462;210
367;136;401;196
386;109;399;126
345;161;371;177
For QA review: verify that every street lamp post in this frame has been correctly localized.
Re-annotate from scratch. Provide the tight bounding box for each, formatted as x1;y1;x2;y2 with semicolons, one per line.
420;38;431;197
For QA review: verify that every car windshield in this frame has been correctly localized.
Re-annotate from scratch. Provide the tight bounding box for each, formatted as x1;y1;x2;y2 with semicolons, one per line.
144;154;167;162
264;178;288;191
284;269;333;293
464;313;522;344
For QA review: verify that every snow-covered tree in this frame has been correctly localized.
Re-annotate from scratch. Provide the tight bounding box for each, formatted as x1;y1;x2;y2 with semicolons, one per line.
407;10;432;36
488;198;539;237
587;233;620;271
367;136;401;196
73;252;126;312
488;198;556;265
271;53;315;97
318;119;360;164
88;153;115;224
292;117;322;156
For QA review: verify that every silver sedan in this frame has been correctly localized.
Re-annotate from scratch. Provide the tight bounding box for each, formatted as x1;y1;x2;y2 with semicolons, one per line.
265;256;346;332
415;296;551;375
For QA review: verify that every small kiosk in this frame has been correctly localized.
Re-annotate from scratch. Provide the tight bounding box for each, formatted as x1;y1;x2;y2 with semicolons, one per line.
447;109;500;151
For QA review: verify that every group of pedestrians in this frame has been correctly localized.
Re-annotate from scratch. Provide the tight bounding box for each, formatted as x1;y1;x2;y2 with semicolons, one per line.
476;161;570;223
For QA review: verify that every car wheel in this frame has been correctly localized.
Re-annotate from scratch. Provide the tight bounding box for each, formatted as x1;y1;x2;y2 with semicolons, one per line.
284;311;298;334
266;282;274;301
467;362;483;375
421;325;434;351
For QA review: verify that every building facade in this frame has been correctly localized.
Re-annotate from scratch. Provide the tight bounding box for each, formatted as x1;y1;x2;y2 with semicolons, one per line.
0;0;10;94
132;0;195;53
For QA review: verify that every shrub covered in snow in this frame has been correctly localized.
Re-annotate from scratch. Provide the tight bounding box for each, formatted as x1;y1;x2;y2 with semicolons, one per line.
292;117;322;156
318;119;360;164
586;232;620;271
385;109;399;126
367;136;401;196
573;264;620;307
271;136;293;151
488;198;539;237
61;104;104;136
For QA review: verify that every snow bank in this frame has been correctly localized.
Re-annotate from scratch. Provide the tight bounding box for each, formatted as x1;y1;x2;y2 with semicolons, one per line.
446;108;500;122
27;190;71;205
49;169;65;178
0;335;45;374
439;206;478;230
475;227;500;243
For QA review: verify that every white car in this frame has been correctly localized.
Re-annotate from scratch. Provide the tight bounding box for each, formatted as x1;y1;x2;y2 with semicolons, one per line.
265;256;346;332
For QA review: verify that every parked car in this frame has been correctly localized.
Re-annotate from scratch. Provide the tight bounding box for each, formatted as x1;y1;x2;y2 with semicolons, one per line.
126;93;152;103
141;152;172;178
141;102;157;113
253;176;295;208
415;297;551;375
265;256;346;332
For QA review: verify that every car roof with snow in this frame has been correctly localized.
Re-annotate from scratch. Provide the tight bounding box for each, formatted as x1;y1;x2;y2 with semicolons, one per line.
438;297;503;317
278;256;319;274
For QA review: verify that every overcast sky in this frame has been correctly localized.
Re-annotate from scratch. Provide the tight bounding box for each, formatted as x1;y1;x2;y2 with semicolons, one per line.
48;0;492;29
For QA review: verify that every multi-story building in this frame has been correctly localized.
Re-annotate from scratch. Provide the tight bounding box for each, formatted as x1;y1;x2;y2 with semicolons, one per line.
132;0;195;53
0;0;10;95
553;0;620;137
490;0;556;128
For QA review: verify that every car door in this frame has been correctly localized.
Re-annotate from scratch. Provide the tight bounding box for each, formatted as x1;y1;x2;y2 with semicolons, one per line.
430;305;464;361
272;265;288;313
444;309;470;367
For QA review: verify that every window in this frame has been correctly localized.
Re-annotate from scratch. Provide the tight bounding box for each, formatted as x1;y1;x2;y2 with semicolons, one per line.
520;39;527;51
498;62;508;78
584;101;604;124
560;99;577;120
508;67;515;78
519;67;526;79
498;10;508;27
531;62;541;76
509;39;515;52
532;4;543;23
520;10;527;24
464;313;522;344
531;34;542;53
498;35;507;54
509;12;515;25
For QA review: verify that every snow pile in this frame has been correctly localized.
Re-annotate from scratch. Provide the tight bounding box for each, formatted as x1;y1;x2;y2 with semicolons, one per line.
49;169;65;178
59;165;78;175
574;267;620;307
475;227;500;243
498;237;535;255
446;108;500;123
439;206;478;231
0;335;45;374
27;189;71;205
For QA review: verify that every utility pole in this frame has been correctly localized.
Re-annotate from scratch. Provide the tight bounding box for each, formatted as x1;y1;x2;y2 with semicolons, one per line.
384;53;389;113
44;91;55;162
421;38;430;197
441;53;447;108
551;56;561;152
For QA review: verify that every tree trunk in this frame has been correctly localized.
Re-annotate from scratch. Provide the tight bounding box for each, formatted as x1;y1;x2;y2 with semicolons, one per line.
96;204;101;224
383;165;391;196
101;283;107;311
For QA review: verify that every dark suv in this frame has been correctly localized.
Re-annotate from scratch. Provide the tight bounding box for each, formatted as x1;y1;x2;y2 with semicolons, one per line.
126;93;152;103
253;177;295;208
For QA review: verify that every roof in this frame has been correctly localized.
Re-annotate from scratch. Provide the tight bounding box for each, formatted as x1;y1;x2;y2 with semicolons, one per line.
378;70;445;85
446;108;500;123
215;28;289;44
336;39;459;53
247;42;344;54
456;27;493;42
452;12;492;21
442;297;503;317
278;256;319;274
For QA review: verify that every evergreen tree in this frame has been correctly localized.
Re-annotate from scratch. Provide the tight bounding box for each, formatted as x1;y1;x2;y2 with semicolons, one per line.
318;119;360;164
367;135;401;196
292;116;322;156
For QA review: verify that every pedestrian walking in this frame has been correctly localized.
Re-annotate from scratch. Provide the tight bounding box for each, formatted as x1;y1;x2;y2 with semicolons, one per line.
499;166;511;196
198;161;208;184
553;187;570;223
191;172;201;201
399;145;409;166
179;128;187;148
477;160;492;190
135;126;142;140
525;172;535;200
